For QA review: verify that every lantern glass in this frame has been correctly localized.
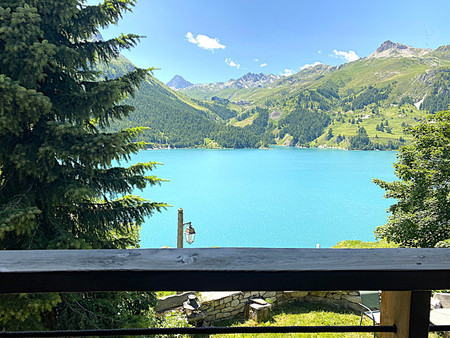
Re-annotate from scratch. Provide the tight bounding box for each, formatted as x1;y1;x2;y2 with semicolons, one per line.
185;226;196;245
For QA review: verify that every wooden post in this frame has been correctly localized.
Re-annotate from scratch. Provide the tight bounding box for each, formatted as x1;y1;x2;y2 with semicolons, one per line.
380;291;431;338
409;291;431;337
177;208;183;249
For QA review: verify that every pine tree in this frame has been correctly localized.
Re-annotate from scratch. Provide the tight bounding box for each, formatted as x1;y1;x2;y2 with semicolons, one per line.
0;0;166;330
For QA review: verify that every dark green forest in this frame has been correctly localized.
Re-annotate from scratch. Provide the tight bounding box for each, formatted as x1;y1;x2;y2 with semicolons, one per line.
102;59;260;148
278;108;331;146
421;68;450;113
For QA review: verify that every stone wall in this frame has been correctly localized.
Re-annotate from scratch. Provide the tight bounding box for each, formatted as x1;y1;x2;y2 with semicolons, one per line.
199;290;363;324
156;291;195;313
286;291;363;313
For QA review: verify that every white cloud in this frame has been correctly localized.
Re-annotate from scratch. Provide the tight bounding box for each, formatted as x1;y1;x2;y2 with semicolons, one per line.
332;49;359;62
260;63;267;67
252;58;259;62
185;32;226;51
300;61;322;70
281;68;294;77
318;50;322;54
225;58;240;69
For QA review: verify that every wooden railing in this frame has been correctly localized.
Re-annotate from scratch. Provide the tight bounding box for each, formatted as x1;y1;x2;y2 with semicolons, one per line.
1;247;450;337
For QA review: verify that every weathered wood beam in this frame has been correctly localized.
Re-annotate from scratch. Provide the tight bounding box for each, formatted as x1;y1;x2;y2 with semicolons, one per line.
380;291;431;338
0;248;450;294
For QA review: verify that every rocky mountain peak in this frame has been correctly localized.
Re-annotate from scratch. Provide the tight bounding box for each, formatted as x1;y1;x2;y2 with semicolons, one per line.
167;75;193;90
368;40;432;59
376;40;408;53
234;72;280;89
238;72;264;81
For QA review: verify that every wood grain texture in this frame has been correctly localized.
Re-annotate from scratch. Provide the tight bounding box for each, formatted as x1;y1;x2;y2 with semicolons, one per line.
1;248;450;293
380;291;431;338
380;291;412;338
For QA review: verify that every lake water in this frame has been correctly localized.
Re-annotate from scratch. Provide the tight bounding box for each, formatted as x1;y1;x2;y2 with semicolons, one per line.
127;147;397;248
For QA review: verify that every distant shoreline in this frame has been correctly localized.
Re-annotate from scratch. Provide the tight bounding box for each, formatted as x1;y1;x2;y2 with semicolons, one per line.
145;144;398;151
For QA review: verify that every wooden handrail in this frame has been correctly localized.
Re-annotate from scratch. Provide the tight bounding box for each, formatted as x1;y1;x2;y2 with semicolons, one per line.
1;247;449;337
0;248;449;293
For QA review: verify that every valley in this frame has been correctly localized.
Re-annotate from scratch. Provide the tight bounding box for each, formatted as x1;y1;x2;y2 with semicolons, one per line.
110;40;450;150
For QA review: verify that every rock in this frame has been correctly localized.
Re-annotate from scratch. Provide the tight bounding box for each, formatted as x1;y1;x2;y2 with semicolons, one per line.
156;291;195;312
284;291;309;298
248;303;272;323
235;302;246;309
433;293;450;308
250;298;267;305
244;291;261;298
310;291;327;298
231;309;242;316
201;291;239;303
216;312;231;320
431;298;441;309
342;295;361;303
231;299;240;307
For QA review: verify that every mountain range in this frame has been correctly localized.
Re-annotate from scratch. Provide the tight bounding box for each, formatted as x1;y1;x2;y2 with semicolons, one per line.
178;41;449;105
107;40;450;150
167;73;281;100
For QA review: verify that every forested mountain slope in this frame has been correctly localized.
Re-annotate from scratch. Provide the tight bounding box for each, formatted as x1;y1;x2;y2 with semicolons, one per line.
179;41;450;149
103;56;262;148
105;40;450;150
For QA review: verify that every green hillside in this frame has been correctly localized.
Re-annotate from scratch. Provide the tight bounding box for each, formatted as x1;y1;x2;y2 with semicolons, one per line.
101;56;263;148
180;41;450;149
102;41;450;150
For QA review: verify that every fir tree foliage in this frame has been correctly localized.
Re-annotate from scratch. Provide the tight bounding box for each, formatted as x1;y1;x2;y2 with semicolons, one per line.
374;111;450;247
0;0;165;330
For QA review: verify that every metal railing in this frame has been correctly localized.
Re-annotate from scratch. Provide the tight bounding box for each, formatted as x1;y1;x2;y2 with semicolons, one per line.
1;247;450;337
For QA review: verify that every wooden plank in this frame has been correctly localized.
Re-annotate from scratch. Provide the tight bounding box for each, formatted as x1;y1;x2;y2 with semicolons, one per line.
0;248;450;294
3;248;450;272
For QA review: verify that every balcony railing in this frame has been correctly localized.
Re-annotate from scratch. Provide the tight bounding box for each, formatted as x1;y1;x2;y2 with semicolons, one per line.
1;247;450;337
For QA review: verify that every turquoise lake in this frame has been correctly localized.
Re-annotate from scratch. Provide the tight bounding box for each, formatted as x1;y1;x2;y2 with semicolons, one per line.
127;147;398;248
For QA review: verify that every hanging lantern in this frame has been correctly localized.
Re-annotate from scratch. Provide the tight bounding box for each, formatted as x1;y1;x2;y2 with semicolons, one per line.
184;223;196;245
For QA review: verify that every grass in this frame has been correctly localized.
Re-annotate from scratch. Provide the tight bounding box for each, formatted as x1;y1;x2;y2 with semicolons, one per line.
157;291;177;298
332;239;398;249
211;300;441;338
211;302;375;338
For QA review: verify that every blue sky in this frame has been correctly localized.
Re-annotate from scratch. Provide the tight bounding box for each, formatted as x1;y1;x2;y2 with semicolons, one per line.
91;0;450;84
